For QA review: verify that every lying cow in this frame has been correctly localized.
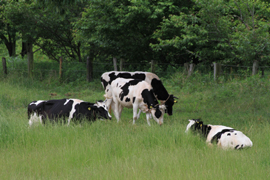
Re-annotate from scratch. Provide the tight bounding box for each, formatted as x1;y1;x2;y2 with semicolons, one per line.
28;98;111;126
185;119;253;150
101;71;177;116
106;78;166;125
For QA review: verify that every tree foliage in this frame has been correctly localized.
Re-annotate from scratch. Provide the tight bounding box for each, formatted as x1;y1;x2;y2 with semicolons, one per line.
0;0;270;67
151;0;270;65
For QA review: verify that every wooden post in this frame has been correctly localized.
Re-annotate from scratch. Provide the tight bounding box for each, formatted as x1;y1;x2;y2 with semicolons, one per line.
27;42;34;78
2;57;7;75
252;60;259;75
188;63;195;77
59;56;63;80
113;57;117;71
214;63;222;81
184;63;189;75
120;58;124;71
151;60;155;73
86;56;93;82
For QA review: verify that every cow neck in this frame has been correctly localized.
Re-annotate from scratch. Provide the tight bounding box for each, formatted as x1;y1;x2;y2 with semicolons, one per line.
160;95;171;105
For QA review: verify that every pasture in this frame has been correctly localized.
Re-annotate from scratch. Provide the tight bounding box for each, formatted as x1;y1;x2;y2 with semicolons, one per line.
0;71;270;179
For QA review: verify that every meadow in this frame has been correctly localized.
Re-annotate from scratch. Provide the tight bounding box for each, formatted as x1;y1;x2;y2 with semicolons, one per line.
0;70;270;180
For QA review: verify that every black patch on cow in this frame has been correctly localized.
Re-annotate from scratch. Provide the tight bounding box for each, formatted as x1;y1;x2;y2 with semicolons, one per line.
104;72;146;88
151;78;169;100
101;77;109;90
154;107;162;118
119;79;141;101
211;129;235;144
150;78;176;115
141;89;159;109
133;97;136;103
227;133;231;136
125;97;130;102
235;144;244;149
190;119;212;138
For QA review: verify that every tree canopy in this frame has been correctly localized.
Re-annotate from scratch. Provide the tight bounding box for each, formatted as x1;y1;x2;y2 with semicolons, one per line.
0;0;270;67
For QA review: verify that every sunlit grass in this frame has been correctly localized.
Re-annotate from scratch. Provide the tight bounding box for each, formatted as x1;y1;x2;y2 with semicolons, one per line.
0;72;270;179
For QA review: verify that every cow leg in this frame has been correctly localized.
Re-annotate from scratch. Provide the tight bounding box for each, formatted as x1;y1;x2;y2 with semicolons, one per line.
28;112;42;127
146;113;151;126
113;101;121;122
136;109;142;120
132;104;139;125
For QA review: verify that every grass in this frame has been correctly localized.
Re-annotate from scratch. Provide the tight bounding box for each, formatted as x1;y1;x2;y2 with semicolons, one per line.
0;70;270;179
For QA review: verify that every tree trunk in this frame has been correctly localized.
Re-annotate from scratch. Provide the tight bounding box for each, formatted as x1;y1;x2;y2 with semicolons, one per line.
21;42;27;58
113;57;117;71
86;56;93;82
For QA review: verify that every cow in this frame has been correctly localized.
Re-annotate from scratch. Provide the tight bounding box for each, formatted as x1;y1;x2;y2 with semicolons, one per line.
28;99;111;126
105;78;166;126
185;119;253;150
101;71;178;116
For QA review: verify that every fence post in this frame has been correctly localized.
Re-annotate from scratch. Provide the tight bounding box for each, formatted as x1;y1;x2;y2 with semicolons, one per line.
86;56;93;82
59;56;63;80
113;57;117;71
2;57;7;76
151;60;155;73
184;63;189;75
188;63;195;77
120;58;124;71
214;63;222;81
252;60;259;75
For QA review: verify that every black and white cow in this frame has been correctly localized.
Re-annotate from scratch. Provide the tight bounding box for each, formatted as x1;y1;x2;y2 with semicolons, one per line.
28;99;111;126
101;71;178;116
185;119;253;150
106;78;166;126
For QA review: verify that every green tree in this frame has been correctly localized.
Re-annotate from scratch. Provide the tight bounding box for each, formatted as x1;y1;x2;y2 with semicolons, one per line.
151;0;270;65
75;0;194;65
0;1;17;57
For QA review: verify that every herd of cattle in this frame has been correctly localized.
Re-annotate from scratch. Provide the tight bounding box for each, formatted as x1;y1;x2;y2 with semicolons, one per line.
28;71;253;150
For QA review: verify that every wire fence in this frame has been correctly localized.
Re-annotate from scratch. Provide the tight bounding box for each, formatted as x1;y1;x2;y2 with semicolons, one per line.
1;57;270;82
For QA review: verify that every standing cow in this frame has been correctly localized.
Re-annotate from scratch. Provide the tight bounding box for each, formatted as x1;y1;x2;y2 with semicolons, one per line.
106;78;166;126
28;99;111;126
101;71;177;116
185;119;253;150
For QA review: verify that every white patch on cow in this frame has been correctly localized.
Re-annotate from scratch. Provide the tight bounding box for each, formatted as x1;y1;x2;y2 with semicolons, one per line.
28;112;43;127
67;99;83;125
185;119;196;133
29;100;44;106
64;99;71;105
217;130;253;149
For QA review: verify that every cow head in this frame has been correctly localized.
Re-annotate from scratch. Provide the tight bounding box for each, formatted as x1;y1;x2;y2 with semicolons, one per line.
150;104;166;125
164;95;178;116
95;100;112;120
185;119;203;133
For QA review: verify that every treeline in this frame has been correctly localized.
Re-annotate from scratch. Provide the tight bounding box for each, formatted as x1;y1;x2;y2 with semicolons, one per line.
1;0;270;72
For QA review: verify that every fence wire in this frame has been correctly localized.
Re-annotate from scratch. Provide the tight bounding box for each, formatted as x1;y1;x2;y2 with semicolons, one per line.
1;60;270;82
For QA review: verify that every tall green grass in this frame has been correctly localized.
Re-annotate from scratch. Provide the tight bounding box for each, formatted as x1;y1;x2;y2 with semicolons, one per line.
0;71;270;179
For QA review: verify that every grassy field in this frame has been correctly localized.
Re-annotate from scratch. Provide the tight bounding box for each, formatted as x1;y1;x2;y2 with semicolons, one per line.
0;71;270;179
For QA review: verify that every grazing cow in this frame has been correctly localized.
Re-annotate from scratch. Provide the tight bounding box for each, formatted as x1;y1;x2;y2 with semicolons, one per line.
28;99;111;126
101;71;178;116
185;119;253;150
106;78;166;126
